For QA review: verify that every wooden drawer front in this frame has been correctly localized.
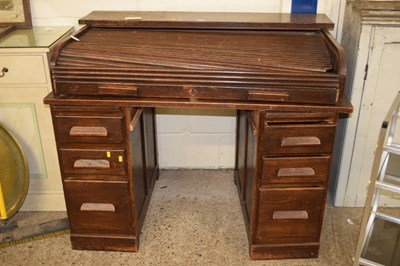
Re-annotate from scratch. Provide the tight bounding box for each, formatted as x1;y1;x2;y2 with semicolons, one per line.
55;82;138;97
59;149;126;175
256;187;324;244
63;174;128;182
0;55;47;84
262;156;331;185
263;124;336;156
55;82;338;105
54;115;124;144
63;180;133;235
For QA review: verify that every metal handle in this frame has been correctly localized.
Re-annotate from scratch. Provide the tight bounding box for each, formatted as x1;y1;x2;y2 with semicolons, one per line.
277;167;315;177
73;159;110;169
273;210;309;220
80;203;115;212
70;126;108;137
281;136;321;147
0;67;8;78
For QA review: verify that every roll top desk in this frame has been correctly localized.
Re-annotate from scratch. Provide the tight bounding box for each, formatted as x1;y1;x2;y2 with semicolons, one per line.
44;11;352;260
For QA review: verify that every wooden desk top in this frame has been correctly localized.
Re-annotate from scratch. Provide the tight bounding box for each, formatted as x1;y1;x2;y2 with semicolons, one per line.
79;11;334;30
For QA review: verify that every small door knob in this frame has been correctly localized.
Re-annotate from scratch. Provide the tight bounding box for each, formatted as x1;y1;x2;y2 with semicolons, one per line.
0;67;8;78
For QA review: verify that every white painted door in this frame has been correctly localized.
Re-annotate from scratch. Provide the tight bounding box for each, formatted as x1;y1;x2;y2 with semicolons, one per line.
340;26;400;207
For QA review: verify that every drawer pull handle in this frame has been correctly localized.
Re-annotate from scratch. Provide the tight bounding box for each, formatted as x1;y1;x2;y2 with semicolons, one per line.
73;159;110;169
273;211;309;220
277;167;315;177
130;109;143;131
281;136;321;147
70;126;108;137
248;91;289;101
0;67;8;78
98;84;138;96
80;203;115;212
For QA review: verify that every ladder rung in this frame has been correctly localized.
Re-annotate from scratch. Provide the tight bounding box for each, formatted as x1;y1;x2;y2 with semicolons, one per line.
359;257;386;266
374;212;400;224
383;145;400;155
375;180;400;193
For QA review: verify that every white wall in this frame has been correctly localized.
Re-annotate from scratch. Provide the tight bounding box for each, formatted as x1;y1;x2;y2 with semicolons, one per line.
31;0;343;38
31;0;345;169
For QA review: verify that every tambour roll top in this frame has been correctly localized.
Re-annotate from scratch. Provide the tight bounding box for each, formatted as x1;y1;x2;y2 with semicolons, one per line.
50;11;346;105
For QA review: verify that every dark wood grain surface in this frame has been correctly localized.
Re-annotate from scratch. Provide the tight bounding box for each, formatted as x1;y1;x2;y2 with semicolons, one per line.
52;26;344;104
44;92;353;113
79;11;334;30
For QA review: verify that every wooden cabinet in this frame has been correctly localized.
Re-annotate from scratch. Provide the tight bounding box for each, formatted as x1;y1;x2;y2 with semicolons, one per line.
0;55;47;84
235;111;338;259
0;27;73;210
50;105;158;251
335;0;400;207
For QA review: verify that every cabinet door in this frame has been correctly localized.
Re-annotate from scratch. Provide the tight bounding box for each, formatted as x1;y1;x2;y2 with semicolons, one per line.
340;26;400;207
0;87;63;210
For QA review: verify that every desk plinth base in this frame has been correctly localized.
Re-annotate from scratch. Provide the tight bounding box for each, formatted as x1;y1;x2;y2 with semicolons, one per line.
250;243;319;260
70;234;138;252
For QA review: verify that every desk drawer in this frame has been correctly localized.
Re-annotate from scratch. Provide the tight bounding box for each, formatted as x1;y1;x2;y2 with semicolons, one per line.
54;82;339;105
263;124;336;156
59;148;126;175
262;156;331;185
63;180;133;235
255;187;324;244
53;115;124;144
0;55;47;84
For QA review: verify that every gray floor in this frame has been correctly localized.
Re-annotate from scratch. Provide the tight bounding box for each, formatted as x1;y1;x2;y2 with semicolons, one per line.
1;170;365;265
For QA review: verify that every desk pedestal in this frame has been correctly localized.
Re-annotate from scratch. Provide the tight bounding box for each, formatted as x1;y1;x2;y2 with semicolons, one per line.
51;105;158;251
47;97;340;259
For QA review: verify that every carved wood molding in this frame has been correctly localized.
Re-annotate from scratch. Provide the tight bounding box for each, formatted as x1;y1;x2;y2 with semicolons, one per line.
351;0;400;25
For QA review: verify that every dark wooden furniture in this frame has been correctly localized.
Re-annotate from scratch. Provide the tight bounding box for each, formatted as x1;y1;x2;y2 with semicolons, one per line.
44;11;352;260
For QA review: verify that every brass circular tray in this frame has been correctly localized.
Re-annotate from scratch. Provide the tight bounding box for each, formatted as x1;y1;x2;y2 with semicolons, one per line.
0;123;29;220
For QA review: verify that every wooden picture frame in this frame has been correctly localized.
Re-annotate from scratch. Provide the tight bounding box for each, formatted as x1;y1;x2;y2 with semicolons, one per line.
0;0;32;29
